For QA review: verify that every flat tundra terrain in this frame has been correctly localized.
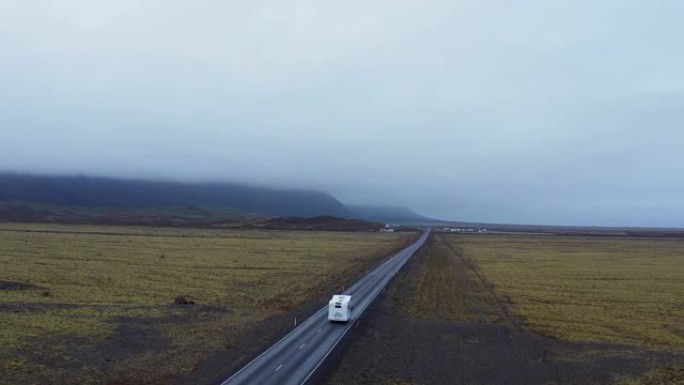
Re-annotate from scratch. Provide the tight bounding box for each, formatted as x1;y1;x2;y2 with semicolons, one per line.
0;222;415;385
324;234;684;385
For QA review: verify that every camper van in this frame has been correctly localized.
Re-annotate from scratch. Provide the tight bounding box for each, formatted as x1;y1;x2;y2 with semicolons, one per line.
328;295;352;322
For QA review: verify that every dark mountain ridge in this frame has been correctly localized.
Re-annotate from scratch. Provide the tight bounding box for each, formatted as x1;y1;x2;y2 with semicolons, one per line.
0;173;353;218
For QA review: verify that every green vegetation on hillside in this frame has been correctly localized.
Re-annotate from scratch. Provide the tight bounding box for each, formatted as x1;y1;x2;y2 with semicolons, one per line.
0;201;262;226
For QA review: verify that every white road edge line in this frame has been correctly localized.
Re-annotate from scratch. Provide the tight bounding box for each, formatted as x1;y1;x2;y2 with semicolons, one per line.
299;343;306;349
220;307;327;384
275;364;283;372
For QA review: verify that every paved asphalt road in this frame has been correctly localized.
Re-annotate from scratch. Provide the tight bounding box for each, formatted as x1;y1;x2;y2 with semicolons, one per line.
220;230;430;385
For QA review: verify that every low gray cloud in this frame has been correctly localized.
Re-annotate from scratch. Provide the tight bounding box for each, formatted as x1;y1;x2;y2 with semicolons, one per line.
1;0;683;226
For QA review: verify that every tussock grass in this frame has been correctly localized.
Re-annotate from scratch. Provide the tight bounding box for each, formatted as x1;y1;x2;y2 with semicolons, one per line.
0;222;412;384
401;235;501;323
444;234;684;349
614;366;684;385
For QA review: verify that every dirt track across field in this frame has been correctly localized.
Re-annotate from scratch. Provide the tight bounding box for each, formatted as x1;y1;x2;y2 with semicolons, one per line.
322;235;683;385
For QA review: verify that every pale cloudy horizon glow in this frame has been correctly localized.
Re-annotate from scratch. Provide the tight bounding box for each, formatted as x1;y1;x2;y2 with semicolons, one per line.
1;1;683;227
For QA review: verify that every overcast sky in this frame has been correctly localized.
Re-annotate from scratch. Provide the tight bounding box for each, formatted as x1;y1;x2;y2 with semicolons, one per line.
1;1;683;227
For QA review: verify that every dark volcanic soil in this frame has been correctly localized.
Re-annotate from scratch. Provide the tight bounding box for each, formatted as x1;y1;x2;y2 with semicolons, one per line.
0;279;41;291
321;235;683;385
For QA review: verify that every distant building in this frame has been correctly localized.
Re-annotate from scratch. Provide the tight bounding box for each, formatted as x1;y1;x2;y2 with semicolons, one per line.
381;224;396;232
436;227;488;234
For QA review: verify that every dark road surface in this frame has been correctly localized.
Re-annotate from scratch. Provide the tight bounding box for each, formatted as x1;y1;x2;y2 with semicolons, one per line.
220;230;429;385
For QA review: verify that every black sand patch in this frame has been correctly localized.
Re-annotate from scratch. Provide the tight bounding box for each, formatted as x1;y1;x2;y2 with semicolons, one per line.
0;279;41;291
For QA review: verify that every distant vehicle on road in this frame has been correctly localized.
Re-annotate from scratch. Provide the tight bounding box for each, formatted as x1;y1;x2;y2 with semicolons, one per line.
328;295;352;322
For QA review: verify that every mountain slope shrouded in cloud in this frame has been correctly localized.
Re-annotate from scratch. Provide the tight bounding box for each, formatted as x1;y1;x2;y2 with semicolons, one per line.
347;205;438;224
0;173;353;218
1;1;683;227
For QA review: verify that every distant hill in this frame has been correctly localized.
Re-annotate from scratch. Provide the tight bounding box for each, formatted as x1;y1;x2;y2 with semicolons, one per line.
347;205;441;224
0;201;383;231
0;173;353;219
0;201;265;227
252;216;384;231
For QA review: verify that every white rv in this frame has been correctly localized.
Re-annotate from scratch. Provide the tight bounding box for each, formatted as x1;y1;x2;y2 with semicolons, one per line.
328;295;353;322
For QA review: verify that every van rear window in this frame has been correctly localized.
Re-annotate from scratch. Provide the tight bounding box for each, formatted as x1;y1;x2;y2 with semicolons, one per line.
335;304;341;308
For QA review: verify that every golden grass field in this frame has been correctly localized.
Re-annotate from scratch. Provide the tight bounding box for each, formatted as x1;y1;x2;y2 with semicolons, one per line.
443;234;684;349
0;222;413;385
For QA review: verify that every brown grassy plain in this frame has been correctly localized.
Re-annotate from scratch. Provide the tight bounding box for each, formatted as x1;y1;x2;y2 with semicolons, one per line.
0;222;413;385
446;234;684;348
325;233;683;385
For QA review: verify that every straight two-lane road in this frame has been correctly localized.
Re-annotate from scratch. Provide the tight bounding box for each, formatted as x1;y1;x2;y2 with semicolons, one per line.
221;230;430;385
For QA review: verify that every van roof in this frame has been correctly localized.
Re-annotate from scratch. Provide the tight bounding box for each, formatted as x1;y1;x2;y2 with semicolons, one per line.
329;294;351;303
